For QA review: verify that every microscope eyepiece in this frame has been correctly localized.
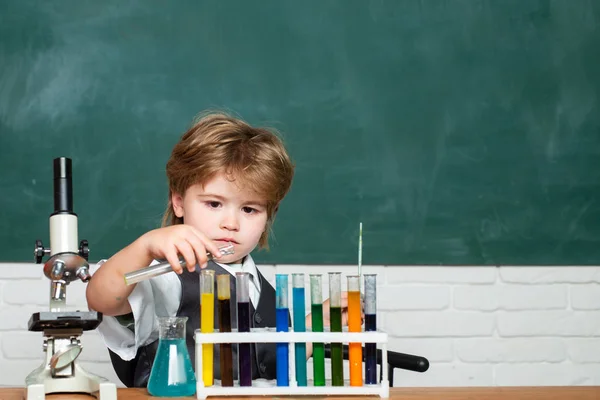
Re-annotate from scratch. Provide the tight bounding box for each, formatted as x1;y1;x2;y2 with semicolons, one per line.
53;157;73;214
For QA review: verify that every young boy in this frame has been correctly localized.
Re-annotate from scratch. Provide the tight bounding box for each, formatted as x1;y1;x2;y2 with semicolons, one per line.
86;112;295;387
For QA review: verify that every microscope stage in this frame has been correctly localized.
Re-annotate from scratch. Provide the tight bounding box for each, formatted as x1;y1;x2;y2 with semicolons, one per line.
28;311;102;331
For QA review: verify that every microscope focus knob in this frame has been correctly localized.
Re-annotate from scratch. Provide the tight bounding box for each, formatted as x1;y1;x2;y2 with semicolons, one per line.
79;240;89;261
34;240;46;264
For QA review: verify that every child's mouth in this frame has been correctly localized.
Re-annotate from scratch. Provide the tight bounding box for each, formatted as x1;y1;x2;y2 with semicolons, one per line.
216;238;238;245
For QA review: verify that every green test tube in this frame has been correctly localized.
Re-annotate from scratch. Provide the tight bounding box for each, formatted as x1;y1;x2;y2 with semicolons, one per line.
310;274;325;386
329;272;343;386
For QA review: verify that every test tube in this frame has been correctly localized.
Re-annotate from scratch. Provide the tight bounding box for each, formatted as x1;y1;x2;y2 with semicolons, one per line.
309;274;325;386
217;274;233;387
292;273;307;386
235;272;252;386
275;274;289;386
347;275;363;386
364;274;377;384
124;243;234;285
328;272;343;386
200;270;215;386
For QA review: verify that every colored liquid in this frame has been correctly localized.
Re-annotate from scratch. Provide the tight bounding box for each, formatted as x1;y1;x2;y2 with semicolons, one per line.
311;303;325;386
218;298;233;387
292;287;307;386
276;307;289;386
147;338;196;397
237;301;252;386
348;290;363;386
365;313;377;384
329;306;343;386
201;292;214;386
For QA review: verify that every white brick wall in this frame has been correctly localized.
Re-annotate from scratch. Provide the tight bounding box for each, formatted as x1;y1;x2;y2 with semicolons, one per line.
1;263;599;387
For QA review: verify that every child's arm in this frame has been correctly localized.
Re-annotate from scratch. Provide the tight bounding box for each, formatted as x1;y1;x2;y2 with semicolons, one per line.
86;224;222;316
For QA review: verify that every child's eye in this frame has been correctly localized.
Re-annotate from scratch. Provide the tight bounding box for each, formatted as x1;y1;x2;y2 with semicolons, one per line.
206;201;221;208
242;206;257;214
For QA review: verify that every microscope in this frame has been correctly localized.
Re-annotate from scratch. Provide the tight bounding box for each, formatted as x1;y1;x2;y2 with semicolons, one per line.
25;157;116;400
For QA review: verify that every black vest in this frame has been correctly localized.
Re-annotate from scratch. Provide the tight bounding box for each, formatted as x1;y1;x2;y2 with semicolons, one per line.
108;261;279;387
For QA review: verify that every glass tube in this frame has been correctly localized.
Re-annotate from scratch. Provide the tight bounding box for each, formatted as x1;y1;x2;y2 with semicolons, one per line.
275;274;289;386
217;274;233;387
347;275;363;386
309;274;325;386
292;273;307;386
124;243;234;285
200;270;215;386
328;272;343;386
235;272;252;386
364;274;377;384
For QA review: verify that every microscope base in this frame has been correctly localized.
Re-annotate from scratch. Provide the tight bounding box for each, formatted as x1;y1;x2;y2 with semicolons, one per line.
25;361;117;400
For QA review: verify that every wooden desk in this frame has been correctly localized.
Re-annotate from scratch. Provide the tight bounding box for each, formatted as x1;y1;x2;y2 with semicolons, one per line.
1;387;599;400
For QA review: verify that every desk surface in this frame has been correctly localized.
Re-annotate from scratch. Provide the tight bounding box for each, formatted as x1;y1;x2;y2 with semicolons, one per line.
1;387;600;400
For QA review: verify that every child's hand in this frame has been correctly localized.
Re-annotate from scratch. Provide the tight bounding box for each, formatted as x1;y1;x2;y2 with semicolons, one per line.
306;291;365;329
322;291;349;327
140;225;223;273
304;291;364;359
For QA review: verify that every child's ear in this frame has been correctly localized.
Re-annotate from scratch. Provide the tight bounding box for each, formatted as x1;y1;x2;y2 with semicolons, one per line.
172;192;184;218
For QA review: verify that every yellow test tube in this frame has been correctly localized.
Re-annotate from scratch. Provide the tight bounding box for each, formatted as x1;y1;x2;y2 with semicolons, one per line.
200;270;215;386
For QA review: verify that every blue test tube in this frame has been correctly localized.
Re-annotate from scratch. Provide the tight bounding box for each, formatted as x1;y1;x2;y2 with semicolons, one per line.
275;274;289;386
292;273;307;386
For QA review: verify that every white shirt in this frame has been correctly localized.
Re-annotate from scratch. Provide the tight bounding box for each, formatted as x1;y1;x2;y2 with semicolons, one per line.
90;254;261;361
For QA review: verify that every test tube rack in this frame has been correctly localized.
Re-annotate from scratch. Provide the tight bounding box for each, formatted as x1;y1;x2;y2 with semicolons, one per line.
194;328;389;399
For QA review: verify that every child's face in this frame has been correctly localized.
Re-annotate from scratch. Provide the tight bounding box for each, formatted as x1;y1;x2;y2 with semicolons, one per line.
171;172;268;264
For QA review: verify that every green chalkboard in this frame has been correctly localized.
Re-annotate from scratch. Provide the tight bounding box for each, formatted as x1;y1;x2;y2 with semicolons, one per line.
2;1;600;265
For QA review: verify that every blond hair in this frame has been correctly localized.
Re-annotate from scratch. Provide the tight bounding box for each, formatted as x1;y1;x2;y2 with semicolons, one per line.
162;112;295;248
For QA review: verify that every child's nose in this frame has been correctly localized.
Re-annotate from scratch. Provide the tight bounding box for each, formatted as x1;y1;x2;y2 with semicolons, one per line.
220;211;239;231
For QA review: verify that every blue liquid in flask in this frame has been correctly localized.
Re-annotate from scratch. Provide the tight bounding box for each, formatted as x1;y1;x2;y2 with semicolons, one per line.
148;317;196;397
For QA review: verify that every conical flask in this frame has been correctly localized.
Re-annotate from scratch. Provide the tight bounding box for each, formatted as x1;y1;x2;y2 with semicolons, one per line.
148;316;196;397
